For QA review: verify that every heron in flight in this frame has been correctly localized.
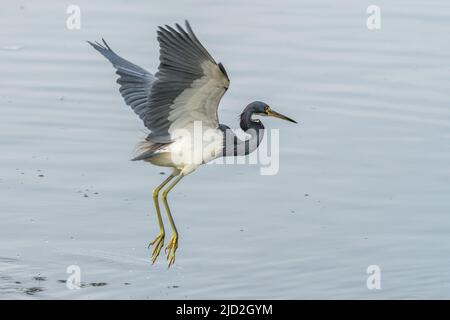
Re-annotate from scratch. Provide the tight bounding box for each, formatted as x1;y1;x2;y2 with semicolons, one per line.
88;21;296;267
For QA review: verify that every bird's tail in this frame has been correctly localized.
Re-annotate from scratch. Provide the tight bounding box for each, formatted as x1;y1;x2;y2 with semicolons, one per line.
131;139;167;161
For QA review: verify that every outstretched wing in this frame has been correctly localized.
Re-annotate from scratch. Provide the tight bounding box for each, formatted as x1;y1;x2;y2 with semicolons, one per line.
88;21;229;144
145;21;230;143
88;39;154;121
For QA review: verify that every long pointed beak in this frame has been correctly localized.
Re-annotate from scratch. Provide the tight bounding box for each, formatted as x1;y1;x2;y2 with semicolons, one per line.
267;109;297;124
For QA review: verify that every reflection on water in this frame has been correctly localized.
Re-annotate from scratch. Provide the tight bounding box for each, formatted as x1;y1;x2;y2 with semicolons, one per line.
1;0;450;298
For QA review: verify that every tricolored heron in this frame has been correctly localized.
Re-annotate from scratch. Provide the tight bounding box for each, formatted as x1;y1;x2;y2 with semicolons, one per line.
88;21;296;267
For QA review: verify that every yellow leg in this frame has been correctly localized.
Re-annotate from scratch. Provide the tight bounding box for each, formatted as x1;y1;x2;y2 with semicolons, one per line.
149;171;177;264
161;174;184;268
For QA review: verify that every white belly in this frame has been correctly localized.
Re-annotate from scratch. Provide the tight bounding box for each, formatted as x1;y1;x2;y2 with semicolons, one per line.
146;127;224;175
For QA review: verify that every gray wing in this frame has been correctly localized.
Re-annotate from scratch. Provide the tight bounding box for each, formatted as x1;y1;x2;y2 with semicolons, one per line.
145;21;230;143
88;39;154;121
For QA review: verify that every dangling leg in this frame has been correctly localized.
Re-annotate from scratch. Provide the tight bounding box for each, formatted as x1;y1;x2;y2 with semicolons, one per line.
149;169;179;264
160;174;184;267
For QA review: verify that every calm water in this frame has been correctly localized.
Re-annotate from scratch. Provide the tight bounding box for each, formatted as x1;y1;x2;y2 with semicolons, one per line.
1;0;450;299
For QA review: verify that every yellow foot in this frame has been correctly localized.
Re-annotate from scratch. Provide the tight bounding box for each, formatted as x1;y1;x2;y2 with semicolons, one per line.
148;232;165;264
165;234;178;268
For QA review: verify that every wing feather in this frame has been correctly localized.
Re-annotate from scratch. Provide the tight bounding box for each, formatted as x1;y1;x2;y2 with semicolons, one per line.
89;21;229;144
88;39;154;121
145;21;230;142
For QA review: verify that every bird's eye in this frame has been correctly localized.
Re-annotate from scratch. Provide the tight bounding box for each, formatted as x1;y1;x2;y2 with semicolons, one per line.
264;106;271;114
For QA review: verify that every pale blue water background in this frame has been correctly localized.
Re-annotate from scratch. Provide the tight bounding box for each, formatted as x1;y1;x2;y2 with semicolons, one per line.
1;0;450;299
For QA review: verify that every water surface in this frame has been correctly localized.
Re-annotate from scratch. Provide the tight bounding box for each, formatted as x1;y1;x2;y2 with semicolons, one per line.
1;0;450;299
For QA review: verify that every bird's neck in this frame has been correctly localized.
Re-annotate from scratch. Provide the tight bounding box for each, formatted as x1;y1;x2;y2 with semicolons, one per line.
240;111;262;132
237;111;265;156
220;112;265;157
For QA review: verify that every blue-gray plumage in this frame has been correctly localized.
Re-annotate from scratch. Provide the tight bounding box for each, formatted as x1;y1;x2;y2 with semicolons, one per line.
88;21;296;268
87;39;154;121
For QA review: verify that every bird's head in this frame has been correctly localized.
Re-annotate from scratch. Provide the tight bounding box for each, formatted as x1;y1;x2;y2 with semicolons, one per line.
246;101;297;124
